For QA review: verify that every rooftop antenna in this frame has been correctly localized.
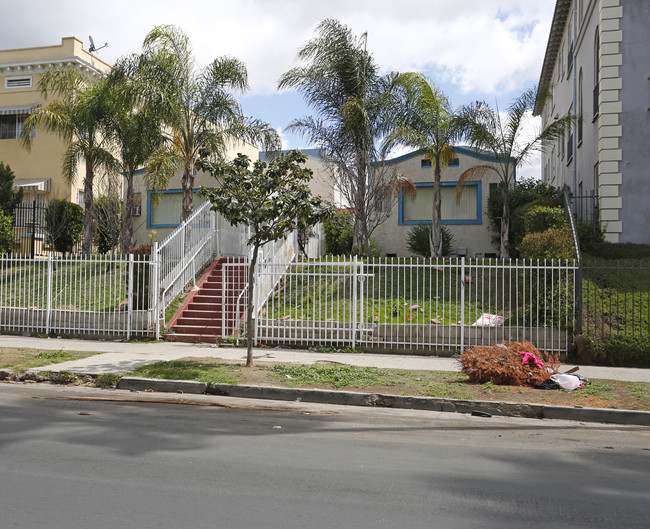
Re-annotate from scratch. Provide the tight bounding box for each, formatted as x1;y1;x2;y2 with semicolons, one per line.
88;35;108;53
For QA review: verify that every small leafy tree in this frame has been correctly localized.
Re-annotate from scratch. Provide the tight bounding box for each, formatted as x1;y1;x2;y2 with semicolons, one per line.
45;199;84;256
0;162;23;215
0;212;16;254
202;150;332;366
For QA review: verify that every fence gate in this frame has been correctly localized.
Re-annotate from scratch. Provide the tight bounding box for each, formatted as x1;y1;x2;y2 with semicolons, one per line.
12;200;47;258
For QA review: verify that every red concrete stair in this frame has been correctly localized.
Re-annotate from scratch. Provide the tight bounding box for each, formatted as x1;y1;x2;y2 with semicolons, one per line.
164;257;249;344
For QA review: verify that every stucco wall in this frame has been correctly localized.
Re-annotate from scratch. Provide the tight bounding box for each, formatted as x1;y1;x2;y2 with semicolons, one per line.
618;0;650;244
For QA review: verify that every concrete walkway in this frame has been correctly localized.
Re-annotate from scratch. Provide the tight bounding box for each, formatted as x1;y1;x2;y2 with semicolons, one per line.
2;334;649;382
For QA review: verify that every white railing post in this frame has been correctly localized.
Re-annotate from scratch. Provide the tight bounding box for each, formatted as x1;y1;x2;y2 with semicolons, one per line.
45;254;53;335
127;253;134;341
152;242;160;340
460;256;465;352
254;252;260;345
352;255;358;348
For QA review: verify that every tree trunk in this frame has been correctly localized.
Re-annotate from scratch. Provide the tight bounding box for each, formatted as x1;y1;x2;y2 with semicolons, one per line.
430;161;443;258
181;158;195;222
245;244;259;367
122;171;135;252
501;186;510;259
82;162;94;255
351;155;368;255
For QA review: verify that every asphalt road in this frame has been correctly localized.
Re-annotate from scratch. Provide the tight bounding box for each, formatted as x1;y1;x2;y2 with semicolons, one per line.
1;384;649;529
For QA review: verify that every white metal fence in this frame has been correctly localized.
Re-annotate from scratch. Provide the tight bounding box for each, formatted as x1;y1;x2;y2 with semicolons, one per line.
0;253;154;339
153;200;218;322
254;256;578;354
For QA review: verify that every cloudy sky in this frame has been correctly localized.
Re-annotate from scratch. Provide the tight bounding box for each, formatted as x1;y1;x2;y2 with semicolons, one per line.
2;0;556;179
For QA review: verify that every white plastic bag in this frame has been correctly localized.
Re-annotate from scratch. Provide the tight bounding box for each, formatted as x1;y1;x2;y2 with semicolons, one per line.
472;313;504;327
551;374;582;391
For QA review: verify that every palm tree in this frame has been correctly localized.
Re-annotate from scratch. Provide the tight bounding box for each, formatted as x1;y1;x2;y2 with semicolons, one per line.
102;68;171;251
456;86;573;259
117;25;280;223
384;73;459;257
21;67;120;254
279;19;398;255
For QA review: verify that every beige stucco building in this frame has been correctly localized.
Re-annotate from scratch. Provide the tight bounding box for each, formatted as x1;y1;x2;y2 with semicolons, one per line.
0;37;112;207
0;37;274;250
372;147;507;258
534;0;650;243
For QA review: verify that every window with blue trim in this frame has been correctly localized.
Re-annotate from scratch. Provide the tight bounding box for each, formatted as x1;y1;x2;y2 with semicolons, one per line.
420;159;431;168
147;189;208;228
449;157;459;167
398;182;482;225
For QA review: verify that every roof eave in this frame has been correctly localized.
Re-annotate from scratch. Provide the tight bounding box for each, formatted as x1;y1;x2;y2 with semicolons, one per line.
533;0;572;116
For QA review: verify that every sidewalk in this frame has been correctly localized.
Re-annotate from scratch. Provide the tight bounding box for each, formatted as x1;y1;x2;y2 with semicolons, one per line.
2;334;649;383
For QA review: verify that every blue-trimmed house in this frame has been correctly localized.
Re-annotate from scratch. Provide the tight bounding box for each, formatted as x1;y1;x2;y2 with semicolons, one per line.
372;146;512;257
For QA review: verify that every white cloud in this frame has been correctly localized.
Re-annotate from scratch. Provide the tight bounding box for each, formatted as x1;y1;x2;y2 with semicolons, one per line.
4;0;554;98
275;128;291;151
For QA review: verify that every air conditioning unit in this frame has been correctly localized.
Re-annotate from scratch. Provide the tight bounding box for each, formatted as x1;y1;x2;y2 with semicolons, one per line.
133;204;142;217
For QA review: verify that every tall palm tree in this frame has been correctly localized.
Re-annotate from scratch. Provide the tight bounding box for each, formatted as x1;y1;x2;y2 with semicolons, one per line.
279;19;398;255
102;68;171;251
21;67;120;254
456;86;573;259
117;25;280;223
384;73;459;257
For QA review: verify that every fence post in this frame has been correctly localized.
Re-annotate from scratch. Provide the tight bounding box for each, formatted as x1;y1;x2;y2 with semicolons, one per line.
352;255;358;349
152;242;160;340
576;257;583;335
254;251;261;346
460;256;465;352
127;253;134;341
45;253;53;335
30;200;36;259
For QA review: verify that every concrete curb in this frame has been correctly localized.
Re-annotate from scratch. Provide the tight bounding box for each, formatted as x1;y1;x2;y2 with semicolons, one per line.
116;377;650;426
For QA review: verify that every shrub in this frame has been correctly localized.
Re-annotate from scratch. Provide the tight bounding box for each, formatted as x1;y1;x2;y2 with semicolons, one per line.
129;244;152;309
0;211;16;254
586;242;650;260
522;206;565;235
323;209;381;256
0;161;23;215
519;225;577;260
324;210;354;255
45;199;84;256
459;340;558;386
405;224;455;257
575;218;606;255
575;334;650;367
93;195;122;254
487;177;559;253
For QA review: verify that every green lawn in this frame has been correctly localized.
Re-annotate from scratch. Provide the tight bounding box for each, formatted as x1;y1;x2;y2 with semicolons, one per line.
262;258;576;328
0;258;145;312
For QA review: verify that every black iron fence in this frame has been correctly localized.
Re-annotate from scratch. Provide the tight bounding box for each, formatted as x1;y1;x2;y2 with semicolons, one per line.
12;200;47;258
582;259;650;340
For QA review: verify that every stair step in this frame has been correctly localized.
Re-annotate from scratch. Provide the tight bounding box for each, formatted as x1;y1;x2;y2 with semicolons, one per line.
175;316;222;326
165;333;221;344
181;310;229;319
172;325;221;335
